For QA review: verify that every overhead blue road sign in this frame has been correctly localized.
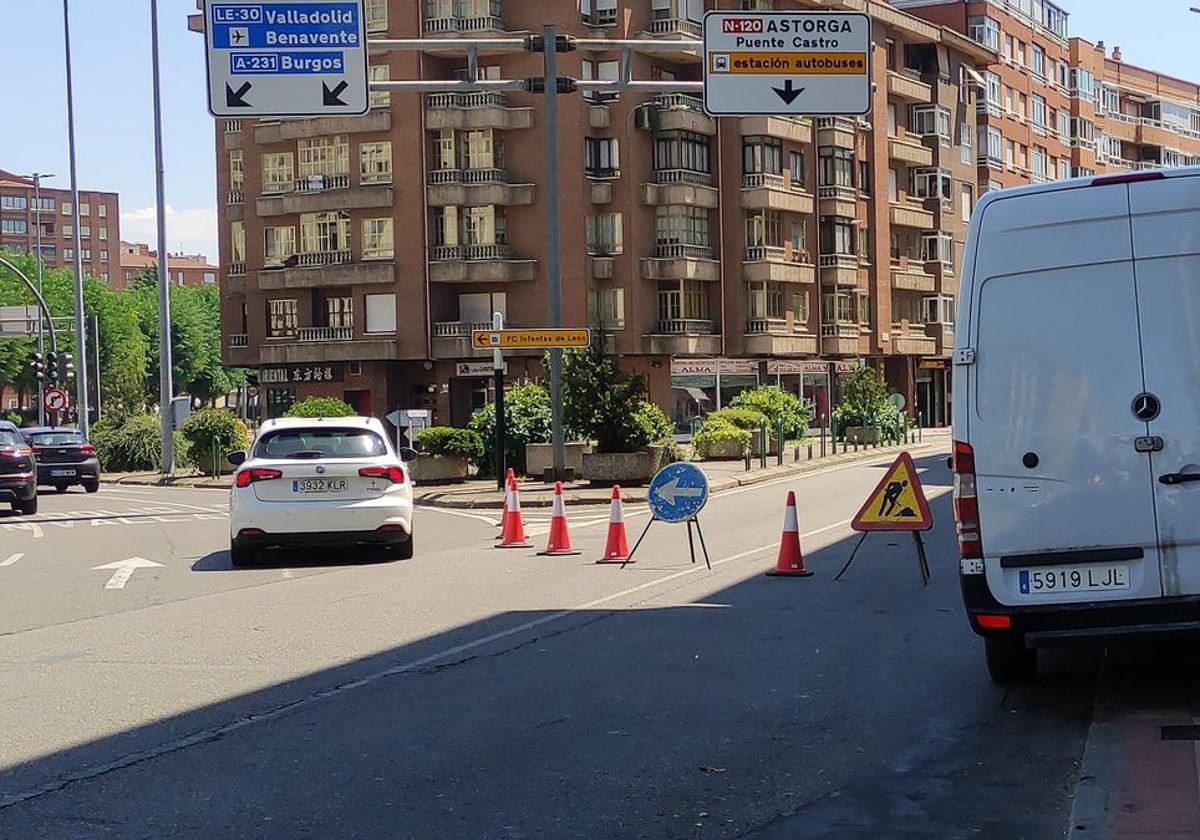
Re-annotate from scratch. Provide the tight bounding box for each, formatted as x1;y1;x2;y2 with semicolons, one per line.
648;462;710;524
205;0;368;118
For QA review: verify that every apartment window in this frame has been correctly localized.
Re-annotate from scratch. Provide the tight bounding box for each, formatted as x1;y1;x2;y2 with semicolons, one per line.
586;212;623;255
1003;35;1013;60
588;287;626;329
858;293;872;326
655;206;710;247
0;196;27;211
64;248;74;260
360;141;393;184
586;137;621;177
1058;109;1070;140
63;225;73;238
461;129;501;170
101;250;109;262
1004;86;1013;114
1;219;27;234
268;299;298;338
99;227;107;240
1015;41;1026;67
61;202;72;215
264;226;296;266
985;72;1001;112
819;216;853;255
657;280;709;322
822;291;854;324
818;147;853;188
987;179;1003;193
654;132;709;174
888;169;898;202
203;272;215;284
365;293;396;333
911;105;951;144
960;183;974;222
325;296;353;329
912;168;952;201
887;103;897;136
299;135;350;177
922;232;954;265
231;221;246;263
1031;45;1045;81
857;224;870;262
892;295;924;326
369;65;390;109
1031;95;1047;131
790;222;807;257
229;150;244;191
581;59;619;100
789;151;806;188
262;152;295;194
433;129;457;171
1004;139;1014;165
80;225;91;238
794;290;809;323
79;202;90;216
461;206;506;246
1032;146;1048;179
742;136;782;175
1070;118;1095;144
1070;68;1095;101
1097;85;1118;117
580;0;618;25
924;295;955;325
747;281;788;320
33;197;54;213
960;122;972;165
1058;158;1072;180
745;211;782;248
362;218;394;259
300;211;351;254
97;203;106;218
858;161;871;195
967;16;1000;51
364;0;387;31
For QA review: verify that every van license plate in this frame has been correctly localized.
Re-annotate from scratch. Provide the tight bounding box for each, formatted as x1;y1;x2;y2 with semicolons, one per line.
292;479;347;495
1019;565;1130;595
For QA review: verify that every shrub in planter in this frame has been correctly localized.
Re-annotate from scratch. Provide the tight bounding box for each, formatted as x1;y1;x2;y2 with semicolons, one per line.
284;396;356;418
708;407;768;432
417;426;484;465
182;408;251;475
832;367;889;438
729;386;812;440
468;382;552;476
692;416;751;460
91;413;195;473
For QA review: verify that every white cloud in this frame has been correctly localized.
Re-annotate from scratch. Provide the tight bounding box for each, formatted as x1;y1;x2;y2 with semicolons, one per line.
119;205;219;262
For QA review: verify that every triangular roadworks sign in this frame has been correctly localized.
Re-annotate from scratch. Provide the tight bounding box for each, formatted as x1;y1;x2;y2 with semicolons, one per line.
851;452;933;532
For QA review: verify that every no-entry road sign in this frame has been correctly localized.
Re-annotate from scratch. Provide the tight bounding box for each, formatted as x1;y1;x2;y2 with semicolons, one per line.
703;11;872;117
44;388;68;414
470;329;591;350
204;0;369;118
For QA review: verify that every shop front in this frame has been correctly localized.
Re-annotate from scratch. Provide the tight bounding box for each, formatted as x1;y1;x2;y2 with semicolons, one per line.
767;360;831;432
916;358;951;428
669;358;760;436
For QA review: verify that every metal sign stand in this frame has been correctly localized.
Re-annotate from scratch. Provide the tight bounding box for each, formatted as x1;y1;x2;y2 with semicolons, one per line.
834;530;930;585
622;516;711;571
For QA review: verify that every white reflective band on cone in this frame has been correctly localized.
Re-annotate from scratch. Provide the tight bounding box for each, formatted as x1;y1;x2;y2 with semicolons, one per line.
552;491;565;518
783;503;799;533
610;498;623;523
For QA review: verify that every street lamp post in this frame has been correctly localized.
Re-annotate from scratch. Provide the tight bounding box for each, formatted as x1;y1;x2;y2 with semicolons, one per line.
62;0;90;435
28;173;55;426
150;0;174;474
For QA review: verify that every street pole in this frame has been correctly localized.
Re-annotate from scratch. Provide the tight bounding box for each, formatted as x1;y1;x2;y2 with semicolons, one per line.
543;25;566;480
62;0;89;435
31;173;54;426
91;314;102;422
493;311;506;491
150;0;174;474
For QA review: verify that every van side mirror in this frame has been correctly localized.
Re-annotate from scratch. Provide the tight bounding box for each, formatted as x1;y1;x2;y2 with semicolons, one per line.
398;447;419;462
227;451;247;467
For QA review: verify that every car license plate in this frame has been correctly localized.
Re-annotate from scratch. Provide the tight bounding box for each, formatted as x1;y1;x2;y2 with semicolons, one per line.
50;469;76;477
1019;565;1130;595
292;479;347;494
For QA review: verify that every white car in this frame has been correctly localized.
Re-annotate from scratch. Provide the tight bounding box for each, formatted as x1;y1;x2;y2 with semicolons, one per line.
228;417;415;567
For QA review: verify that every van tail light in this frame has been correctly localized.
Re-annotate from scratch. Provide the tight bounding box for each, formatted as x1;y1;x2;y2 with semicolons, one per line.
1092;171;1165;187
80;444;96;455
359;465;405;484
976;614;1011;630
953;440;983;560
235;467;283;488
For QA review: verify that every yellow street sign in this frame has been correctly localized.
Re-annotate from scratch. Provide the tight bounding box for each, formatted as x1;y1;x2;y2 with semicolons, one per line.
851;452;933;532
471;328;591;350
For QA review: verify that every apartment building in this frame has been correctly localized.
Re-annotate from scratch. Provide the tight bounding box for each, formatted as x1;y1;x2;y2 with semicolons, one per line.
118;242;219;290
206;0;992;429
894;0;1200;186
0;169;120;286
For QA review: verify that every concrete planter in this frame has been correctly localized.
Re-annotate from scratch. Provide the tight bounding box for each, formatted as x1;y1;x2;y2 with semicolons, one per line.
410;454;470;485
698;439;746;461
581;447;665;486
845;426;881;445
748;432;782;457
525;442;591;478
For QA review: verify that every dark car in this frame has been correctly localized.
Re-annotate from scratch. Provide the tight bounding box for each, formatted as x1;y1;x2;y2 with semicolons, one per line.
21;427;100;493
0;428;37;515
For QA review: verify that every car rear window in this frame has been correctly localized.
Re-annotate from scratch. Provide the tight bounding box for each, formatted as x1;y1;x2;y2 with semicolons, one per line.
0;430;26;448
30;432;87;446
255;428;387;459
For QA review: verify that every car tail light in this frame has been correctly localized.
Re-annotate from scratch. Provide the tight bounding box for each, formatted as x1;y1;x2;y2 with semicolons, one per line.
976;614;1011;630
953;440;983;560
235;467;283;488
1;447;33;458
359;465;405;484
80;444;96;455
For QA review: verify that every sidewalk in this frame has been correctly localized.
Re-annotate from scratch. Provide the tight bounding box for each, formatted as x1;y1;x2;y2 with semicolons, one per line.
108;429;951;507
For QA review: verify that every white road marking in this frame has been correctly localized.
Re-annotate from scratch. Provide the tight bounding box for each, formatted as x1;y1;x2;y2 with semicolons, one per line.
92;557;165;590
0;522;43;539
0;553;24;567
98;493;228;513
421;506;503;525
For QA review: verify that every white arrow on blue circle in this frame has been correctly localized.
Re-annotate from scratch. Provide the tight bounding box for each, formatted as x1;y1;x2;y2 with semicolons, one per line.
654;477;704;507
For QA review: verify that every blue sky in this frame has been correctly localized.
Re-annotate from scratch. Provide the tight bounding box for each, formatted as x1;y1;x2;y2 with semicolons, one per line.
2;0;1197;263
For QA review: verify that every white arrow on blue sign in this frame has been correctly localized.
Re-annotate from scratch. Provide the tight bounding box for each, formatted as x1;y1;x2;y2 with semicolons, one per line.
648;462;710;524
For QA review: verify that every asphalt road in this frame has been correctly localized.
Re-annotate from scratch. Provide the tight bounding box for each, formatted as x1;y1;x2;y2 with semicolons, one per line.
0;453;1190;838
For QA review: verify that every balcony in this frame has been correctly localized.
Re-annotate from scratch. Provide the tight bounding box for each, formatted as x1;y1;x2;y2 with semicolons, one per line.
741;172;814;214
821;324;860;356
227;190;244;206
888;136;934;167
223;119;241;134
891;262;936;293
815;117;857;149
591;256;614;280
645;318;721;356
639;95;715;136
930;322;955;355
641;244;719;282
296;326;354;343
590;180;613;204
817;184;858;218
258;259;394;290
425;92;533;131
744;319;818;356
1106;112;1139;143
890;202;936;229
228;262;246;277
887;70;932;102
649;17;701;38
740;116;811;144
427;168;535;207
743;247;815;284
429;244;537;283
257;180;392;217
892;327;937;356
641;169;719;208
432;320;497;358
260;335;401;365
819;254;859;288
253;110;391;144
228;333;248;348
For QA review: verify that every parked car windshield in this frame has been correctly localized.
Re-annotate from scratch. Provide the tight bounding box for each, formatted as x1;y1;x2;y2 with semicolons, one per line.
254;429;387;460
28;431;87;446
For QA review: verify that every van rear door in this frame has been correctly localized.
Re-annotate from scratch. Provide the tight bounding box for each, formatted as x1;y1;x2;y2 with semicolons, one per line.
968;182;1163;606
1130;173;1200;596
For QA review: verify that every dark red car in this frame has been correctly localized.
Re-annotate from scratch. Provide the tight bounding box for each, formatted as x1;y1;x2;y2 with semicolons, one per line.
0;427;37;515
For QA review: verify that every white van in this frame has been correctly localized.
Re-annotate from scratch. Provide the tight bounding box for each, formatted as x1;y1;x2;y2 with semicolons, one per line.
954;168;1200;683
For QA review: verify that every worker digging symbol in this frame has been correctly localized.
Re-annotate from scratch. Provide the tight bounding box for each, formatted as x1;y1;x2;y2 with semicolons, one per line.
878;480;916;519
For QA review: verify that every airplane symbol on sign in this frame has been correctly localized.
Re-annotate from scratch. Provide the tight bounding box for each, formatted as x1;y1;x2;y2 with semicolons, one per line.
230;27;248;45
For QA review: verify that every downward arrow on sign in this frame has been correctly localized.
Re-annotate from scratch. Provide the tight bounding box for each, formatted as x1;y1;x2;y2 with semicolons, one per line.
93;557;163;590
772;79;805;105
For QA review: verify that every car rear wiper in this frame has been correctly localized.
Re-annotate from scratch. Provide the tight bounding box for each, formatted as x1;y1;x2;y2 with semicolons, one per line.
284;450;326;459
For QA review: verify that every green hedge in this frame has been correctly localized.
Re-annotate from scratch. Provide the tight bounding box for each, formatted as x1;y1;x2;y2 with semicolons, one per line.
692;416;751;460
468;382;552;476
181;408;251;476
729;386;812;440
707;407;769;432
284;396;356;418
92;414;194;473
417;426;485;465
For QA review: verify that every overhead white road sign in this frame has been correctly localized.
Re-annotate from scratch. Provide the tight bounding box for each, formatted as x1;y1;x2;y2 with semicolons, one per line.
702;11;872;117
204;0;369;118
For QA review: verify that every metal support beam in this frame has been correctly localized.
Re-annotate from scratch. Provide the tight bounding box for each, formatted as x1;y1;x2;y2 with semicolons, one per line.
543;25;566;480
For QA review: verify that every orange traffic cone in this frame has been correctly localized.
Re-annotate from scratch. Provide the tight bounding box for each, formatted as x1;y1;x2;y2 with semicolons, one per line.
766;491;813;577
496;467;515;540
596;485;632;564
538;482;582;556
496;474;532;549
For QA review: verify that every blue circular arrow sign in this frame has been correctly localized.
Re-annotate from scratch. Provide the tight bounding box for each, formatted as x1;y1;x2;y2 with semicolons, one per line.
648;462;710;524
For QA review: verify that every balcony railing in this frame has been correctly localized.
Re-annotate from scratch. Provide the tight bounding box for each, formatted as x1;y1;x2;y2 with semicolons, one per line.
223;119;242;133
650;17;702;38
657;318;715;334
745;245;786;262
423;5;504;34
295;173;351;193
819;254;859;269
821;323;859;338
817;185;858;202
654;243;713;260
654;168;713;186
297;250;352;267
426;91;509;110
430;243;514;261
655;93;705;112
228;262;246;276
464;167;508;184
228;333;248;348
227;191;244;205
296;326;353;343
815;117;858;131
433;320;494;338
746;318;801;335
742;172;786;190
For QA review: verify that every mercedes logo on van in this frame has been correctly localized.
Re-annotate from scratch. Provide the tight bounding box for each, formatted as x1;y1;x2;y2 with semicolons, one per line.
1132;393;1161;422
315;465;327;474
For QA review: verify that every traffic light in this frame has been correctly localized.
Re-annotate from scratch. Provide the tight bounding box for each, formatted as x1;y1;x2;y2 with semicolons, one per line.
46;351;58;383
60;352;75;381
28;352;44;382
